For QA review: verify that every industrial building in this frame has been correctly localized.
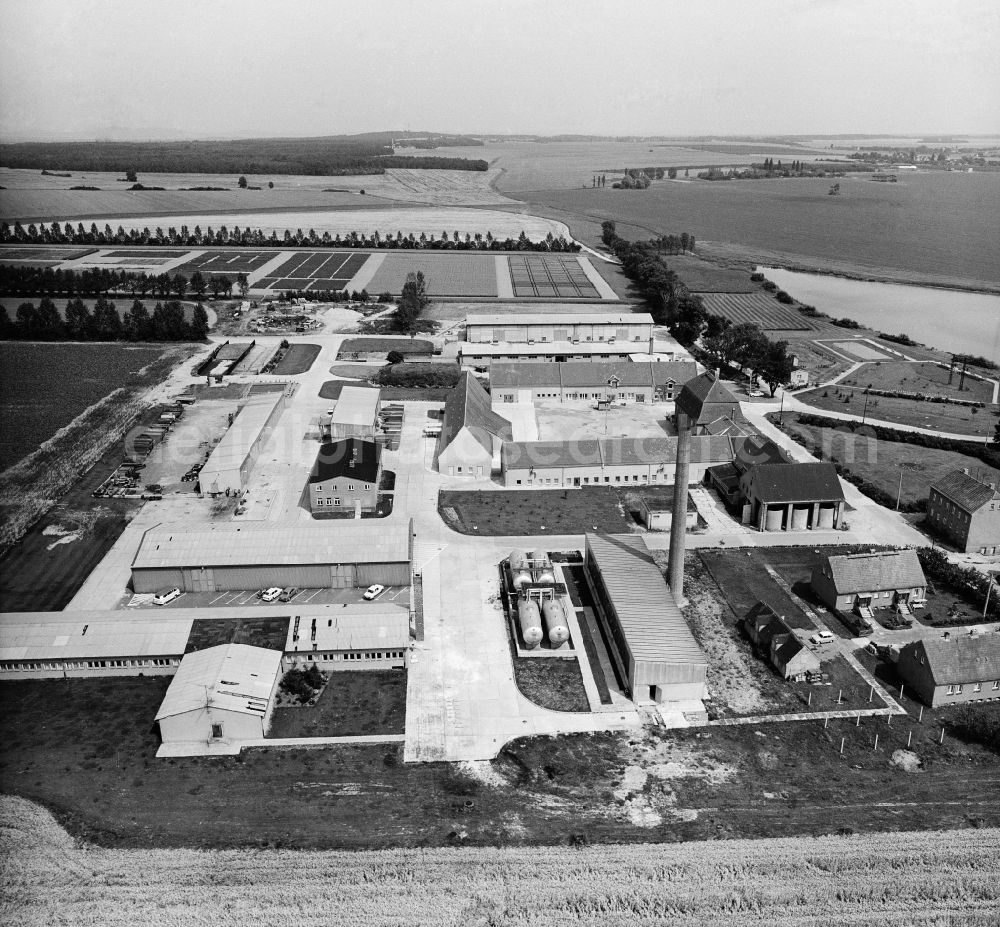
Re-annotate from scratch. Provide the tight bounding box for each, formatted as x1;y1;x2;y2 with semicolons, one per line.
130;522;412;593
155;643;282;755
489;360;699;404
896;636;1000;708
199;390;287;494
323;386;381;440
811;549;927;614
308;438;382;513
583;533;707;708
283;604;410;671
738;462;846;532
460;338;685;369
437;371;513;477
465;311;654;344
674;370;746;435
636;491;699;531
501;434;768;488
925;469;1000;555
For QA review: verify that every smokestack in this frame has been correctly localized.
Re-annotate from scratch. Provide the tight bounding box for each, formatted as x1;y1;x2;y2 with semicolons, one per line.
668;409;691;607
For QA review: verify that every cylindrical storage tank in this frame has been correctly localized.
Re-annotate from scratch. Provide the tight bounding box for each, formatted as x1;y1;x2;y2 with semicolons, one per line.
764;506;784;532
517;599;544;648
817;504;836;529
541;599;571;645
791;504;810;530
530;549;555;584
508;551;532;590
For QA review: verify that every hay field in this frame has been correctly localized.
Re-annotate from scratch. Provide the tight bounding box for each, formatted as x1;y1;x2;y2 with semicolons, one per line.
3;795;998;927
48;207;572;242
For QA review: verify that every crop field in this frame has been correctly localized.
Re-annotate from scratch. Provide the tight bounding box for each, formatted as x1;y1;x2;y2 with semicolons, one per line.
368;252;497;297
104;248;189;258
257;251;370;291
662;254;756;292
509;254;599;298
0;342;172;472
169;249;276;277
0;245;93;261
698;292;815;330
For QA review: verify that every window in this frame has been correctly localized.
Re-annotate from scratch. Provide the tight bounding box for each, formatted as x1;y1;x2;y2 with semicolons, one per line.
211;723;224;739
315;485;322;492
364;484;371;491
973;683;982;693
348;484;354;491
993;682;999;690
333;498;341;506
457;466;463;473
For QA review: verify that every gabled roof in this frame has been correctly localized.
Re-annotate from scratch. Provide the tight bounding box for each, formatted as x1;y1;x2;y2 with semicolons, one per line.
501;435;743;472
327;386;380;427
819;549;926;594
773;635;813;668
747;462;845;504
489;360;698;392
675;371;742;425
155;643;281;720
931;469;1000;514
467;312;654;327
911;635;1000;685
442;371;513;454
309;438;381;485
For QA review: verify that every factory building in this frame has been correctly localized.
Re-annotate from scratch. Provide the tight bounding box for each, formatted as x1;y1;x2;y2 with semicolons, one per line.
465;311;654;345
460;338;686;369
308;438;382;514
283;604;410;671
674;370;745;436
739;462;845;531
489;360;699;404
199;390;287;494
583;533;707;709
130;521;412;593
323;386;381;441
155;643;282;755
437;371;513;477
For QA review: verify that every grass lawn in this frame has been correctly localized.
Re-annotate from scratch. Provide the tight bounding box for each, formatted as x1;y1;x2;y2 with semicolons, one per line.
339;337;434;357
774;413;1000;507
268;669;406;738
268;342;320;375
796;384;997;438
663;254;757;293
511;658;590;712
438;487;642;535
839;360;996;404
3;675;999;850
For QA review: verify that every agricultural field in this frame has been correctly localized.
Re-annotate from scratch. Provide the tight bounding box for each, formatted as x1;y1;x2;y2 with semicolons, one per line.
368;252;498;297
508;254;599;298
774;413;1000;507
0;245;94;262
838;360;996;405
338;337;434;357
663;254;756;292
697;292;816;331
0;342;173;472
168;249;277;277
520;171;1000;289
256;251;369;291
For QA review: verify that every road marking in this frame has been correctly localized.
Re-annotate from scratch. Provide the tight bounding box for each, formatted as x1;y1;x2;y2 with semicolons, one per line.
301;589;322;603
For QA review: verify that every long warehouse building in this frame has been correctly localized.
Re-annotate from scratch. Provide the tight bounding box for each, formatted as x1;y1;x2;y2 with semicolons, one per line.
465;311;654;344
584;533;707;710
490;360;699;404
131;521;412;593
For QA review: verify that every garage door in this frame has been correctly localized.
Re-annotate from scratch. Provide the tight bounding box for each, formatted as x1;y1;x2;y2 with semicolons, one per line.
133;568;185;595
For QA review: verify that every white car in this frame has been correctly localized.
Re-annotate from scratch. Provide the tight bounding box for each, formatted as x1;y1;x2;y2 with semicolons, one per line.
259;587;283;602
810;630;835;645
152;587;181;606
363;584;386;600
748;389;766;398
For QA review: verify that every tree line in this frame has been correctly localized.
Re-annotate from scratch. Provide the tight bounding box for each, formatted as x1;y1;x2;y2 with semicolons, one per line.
0;297;209;342
0;264;243;299
2;221;579;253
394;271;430;334
0;136;488;175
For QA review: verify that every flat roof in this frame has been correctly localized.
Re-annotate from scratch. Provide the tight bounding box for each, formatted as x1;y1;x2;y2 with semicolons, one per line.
132;522;411;570
285;604;410;653
462;341;677;357
586;533;705;667
467;312;654;326
489;360;698;390
327;386;381;426
200;392;283;481
155;643;281;720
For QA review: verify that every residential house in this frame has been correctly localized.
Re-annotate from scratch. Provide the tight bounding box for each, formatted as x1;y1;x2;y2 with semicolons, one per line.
926;469;1000;555
674;370;746;436
811;549;926;614
896;635;1000;707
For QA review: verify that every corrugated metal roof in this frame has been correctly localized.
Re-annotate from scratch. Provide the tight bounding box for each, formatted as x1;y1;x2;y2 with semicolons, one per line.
461;341;676;357
0;614;193;661
586;533;706;666
132;522;411;569
467;312;653;327
155;644;282;720
328;386;381;427
821;549;925;594
489;361;698;390
931;469;1000;514
913;634;1000;685
201;393;283;478
284;605;410;652
502;435;743;471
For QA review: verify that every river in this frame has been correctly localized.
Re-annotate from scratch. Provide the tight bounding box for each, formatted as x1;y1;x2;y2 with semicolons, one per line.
758;267;1000;361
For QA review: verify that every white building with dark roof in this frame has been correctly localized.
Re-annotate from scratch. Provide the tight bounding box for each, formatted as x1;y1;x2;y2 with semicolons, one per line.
437;371;513;477
465;311;653;344
490;360;698;404
811;549;927;613
897;635;1000;707
926;468;1000;554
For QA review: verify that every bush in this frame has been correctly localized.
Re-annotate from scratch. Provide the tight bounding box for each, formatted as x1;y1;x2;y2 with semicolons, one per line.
372;363;462;389
279;669;317;704
304;663;324;689
832;317;861;329
386;350;405;365
949;704;1000;754
774;290;794;304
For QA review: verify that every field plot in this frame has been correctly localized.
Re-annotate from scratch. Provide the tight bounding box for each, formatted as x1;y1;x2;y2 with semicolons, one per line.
698;292;814;331
826;340;896;361
169;250;276;277
839;360;996;404
256;251;369;292
0;246;92;262
368;252;497;297
104;249;189;258
509;254;599;298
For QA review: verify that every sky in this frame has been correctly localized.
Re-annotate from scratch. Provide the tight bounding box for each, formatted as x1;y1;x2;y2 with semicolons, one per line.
0;0;997;141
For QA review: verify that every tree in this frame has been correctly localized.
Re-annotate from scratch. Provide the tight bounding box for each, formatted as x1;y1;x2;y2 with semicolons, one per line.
667;167;677;179
125;168;137;183
35;297;65;340
65;298;92;340
91;297;123;340
756;339;795;396
236;273;249;298
123;299;151;341
238;175;248;189
189;270;207;298
386;350;405;365
188;304;210;340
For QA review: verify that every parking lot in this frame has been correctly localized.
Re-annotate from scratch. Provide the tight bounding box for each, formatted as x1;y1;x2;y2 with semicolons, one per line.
134;584;410;609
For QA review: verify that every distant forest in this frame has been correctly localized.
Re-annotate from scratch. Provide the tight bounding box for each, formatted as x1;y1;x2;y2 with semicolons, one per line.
0;133;488;176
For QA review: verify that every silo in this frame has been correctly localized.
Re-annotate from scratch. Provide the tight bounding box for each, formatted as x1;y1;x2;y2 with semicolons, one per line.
764;506;784;531
517;599;544;648
541;598;571;646
509;551;532;590
530;549;555;584
817;504;836;529
791;504;810;530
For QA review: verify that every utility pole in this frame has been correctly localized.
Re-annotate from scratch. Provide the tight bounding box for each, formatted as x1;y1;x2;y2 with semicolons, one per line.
861;393;871;425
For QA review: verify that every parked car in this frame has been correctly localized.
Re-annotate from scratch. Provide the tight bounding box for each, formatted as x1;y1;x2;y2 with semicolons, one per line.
278;587;300;602
152;587;181;606
810;630;835;645
259;587;283;602
748;389;765;398
363;584;386;600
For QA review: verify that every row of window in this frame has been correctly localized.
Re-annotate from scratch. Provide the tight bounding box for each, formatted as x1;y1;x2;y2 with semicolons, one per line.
307;650;406;661
0;657;179;671
314;483;371;493
946;681;999;695
516;473;663;486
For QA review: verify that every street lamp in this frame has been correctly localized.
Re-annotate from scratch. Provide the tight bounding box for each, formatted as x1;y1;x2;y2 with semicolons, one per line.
985;570;999;619
861;392;871;425
605;374;620;435
895;462;917;510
